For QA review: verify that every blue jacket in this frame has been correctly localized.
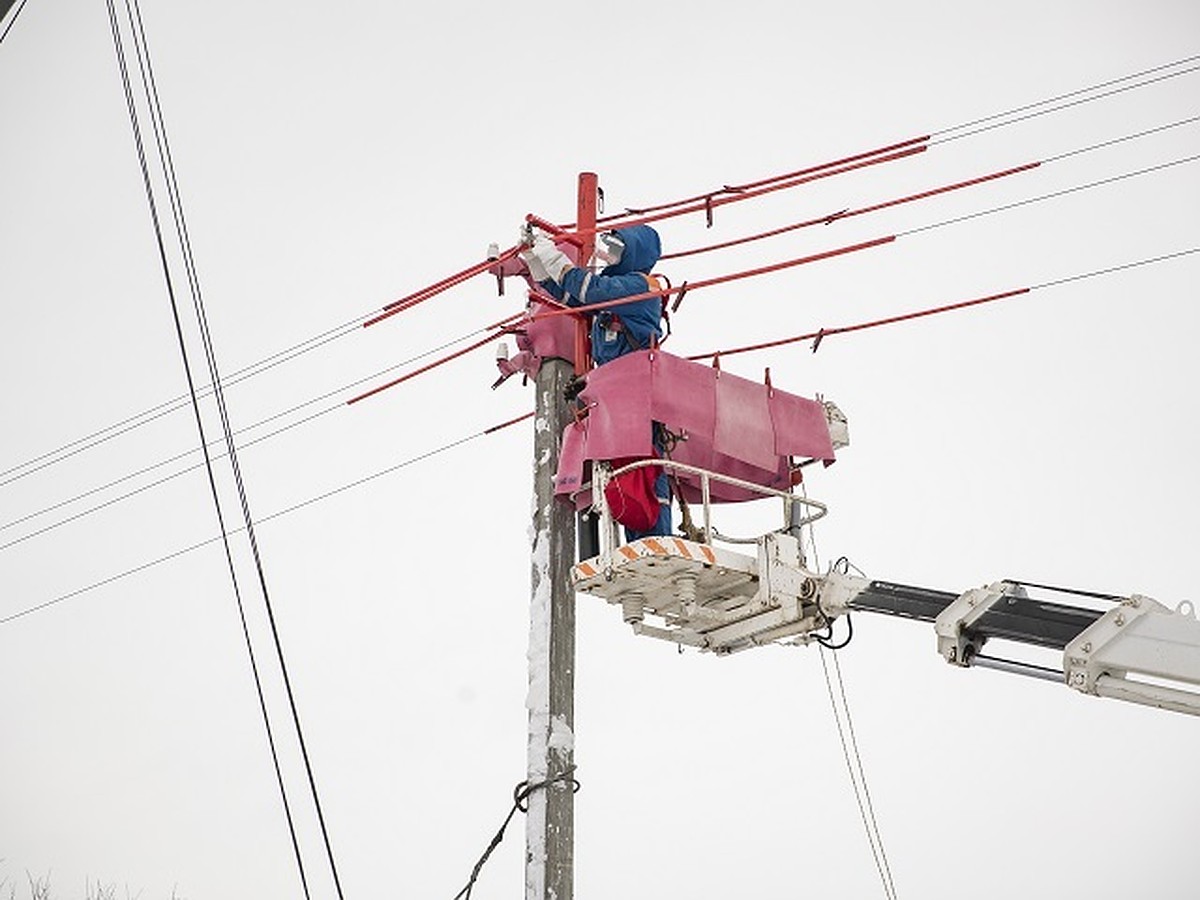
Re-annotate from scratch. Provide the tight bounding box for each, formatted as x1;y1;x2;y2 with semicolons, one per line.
542;224;664;366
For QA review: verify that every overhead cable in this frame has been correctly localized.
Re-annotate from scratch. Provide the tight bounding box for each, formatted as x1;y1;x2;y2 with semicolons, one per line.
9;55;1195;483
348;314;525;404
591;135;930;224
111;0;326;893
126;0;349;892
346;238;896;406
571;56;1198;229
0;0;29;46
819;647;899;900
356;148;1200;405
8;115;1191;491
363;145;927;334
686;248;1200;361
0;324;499;538
661;161;1040;261
543;145;926;240
0;403;336;553
0;412;531;626
662;114;1200;263
0;312;369;487
932;57;1200;144
900;154;1200;237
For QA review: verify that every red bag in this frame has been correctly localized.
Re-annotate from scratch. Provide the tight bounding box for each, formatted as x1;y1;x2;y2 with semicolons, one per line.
604;458;662;531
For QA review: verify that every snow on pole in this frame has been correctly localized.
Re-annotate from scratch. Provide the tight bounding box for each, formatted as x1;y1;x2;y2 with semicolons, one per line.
526;358;576;900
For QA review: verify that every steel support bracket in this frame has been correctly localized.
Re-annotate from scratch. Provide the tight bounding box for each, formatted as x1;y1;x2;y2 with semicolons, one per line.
1063;596;1200;715
816;571;871;617
757;531;810;614
934;581;1018;666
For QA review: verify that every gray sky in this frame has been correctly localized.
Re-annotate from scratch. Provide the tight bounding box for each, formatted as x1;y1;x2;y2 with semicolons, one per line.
2;1;1198;898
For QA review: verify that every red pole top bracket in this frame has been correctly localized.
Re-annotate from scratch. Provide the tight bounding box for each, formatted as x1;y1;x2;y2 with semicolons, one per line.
574;172;599;375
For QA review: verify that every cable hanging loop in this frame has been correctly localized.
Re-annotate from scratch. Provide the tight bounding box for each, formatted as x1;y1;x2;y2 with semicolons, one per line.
514;768;583;812
453;768;581;900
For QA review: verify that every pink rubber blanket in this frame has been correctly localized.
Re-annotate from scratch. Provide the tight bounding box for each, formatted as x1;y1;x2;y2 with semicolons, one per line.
555;350;835;507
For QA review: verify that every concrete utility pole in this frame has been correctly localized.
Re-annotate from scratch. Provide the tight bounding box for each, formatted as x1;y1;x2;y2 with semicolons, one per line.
525;173;597;900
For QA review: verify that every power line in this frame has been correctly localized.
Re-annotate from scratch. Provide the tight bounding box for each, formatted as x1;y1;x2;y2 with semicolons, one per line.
0;0;27;46
6;54;1195;485
0;0;28;46
0;413;530;626
107;0;316;893
900;154;1200;238
932;54;1200;141
0;313;368;486
22;245;1181;568
685;248;1200;361
0;403;336;552
577;56;1199;232
11;148;1190;542
1042;115;1200;164
819;646;898;900
660;114;1199;263
361;144;1199;403
0;324;495;538
125;0;351;892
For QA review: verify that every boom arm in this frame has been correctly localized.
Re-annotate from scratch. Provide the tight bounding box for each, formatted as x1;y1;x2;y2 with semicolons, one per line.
571;459;1200;716
844;579;1200;715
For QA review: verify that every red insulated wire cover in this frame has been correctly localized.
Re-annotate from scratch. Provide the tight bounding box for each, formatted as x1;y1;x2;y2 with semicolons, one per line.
546;145;926;237
662;161;1042;261
570;134;932;227
528;235;897;325
368;246;524;327
347;315;524;405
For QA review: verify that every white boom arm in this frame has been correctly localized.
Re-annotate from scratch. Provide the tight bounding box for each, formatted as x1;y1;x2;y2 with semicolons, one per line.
572;461;1200;716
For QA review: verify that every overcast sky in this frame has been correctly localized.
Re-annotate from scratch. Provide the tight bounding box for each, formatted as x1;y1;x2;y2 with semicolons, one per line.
2;2;1198;898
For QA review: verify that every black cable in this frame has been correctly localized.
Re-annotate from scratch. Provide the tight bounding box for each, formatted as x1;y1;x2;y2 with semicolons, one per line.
812;557;854;650
0;402;338;552
0;422;499;626
0;322;492;526
0;321;490;495
0;323;491;540
1042;115;1200;164
900;154;1200;237
125;0;348;895
453;771;580;900
0;319;362;486
932;54;1200;141
1031;248;1199;291
104;2;312;895
934;66;1200;146
0;0;28;46
814;613;854;651
0;314;369;485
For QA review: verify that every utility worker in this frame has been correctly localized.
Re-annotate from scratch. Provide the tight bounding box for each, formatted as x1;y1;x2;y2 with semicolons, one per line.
520;223;672;539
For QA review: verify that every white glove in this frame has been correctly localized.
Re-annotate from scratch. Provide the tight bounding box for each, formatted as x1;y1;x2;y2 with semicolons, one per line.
519;225;552;282
523;235;573;284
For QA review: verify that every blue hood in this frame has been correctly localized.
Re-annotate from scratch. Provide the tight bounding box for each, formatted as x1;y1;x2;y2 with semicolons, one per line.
603;224;661;276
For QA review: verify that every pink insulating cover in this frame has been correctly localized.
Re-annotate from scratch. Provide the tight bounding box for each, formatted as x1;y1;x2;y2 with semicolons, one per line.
555;350;835;507
495;300;579;384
